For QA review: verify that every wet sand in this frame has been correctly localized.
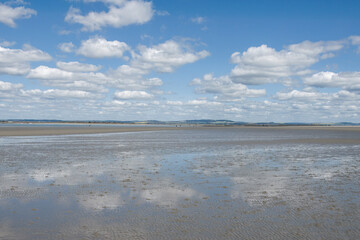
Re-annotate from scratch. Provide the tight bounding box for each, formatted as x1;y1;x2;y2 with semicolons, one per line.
0;127;359;239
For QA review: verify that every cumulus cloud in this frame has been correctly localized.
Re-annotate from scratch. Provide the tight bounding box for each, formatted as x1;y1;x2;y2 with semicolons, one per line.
230;40;344;85
27;66;108;92
65;0;154;31
0;79;96;102
333;90;360;100
0;80;22;94
0;2;36;27
192;73;266;100
12;88;96;99
41;89;94;98
304;71;360;91
27;66;73;80
132;40;210;72
105;64;162;90
83;0;126;5
114;90;153;100
349;36;360;45
156;10;169;16
191;16;205;24
0;45;51;75
274;89;328;101
0;41;16;47
43;38;207;93
101;39;208;89
273;89;360;112
166;100;183;106
270;88;360;122
27;56;166;93
56;61;101;72
4;0;29;5
187;99;222;106
58;42;75;53
349;35;360;53
77;36;130;58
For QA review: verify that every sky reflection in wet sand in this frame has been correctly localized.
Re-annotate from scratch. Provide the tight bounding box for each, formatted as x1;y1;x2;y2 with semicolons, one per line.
0;128;359;239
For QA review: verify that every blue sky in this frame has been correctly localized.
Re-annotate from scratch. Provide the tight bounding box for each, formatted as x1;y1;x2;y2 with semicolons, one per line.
0;0;359;122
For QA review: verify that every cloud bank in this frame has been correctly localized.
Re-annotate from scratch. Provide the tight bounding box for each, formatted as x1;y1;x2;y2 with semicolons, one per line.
65;0;154;31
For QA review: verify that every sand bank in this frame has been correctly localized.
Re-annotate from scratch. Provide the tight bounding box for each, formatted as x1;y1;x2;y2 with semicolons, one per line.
0;125;182;137
1;124;360;137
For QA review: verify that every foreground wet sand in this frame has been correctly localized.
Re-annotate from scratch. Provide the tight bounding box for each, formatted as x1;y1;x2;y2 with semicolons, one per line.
0;127;359;239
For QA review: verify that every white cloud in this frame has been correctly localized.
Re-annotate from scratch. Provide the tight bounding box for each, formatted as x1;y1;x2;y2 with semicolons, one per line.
56;61;101;72
19;88;95;99
132;40;210;72
304;71;360;91
107;64;149;88
41;89;94;98
96;39;208;90
145;77;162;86
83;0;126;6
0;2;36;27
192;73;266;100
58;30;72;35
58;42;75;53
274;89;328;101
0;80;22;91
0;45;51;75
333;90;360;101
349;35;360;53
166;100;183;105
27;61;163;93
349;36;360;45
191;16;205;24
273;89;360;107
0;41;16;47
4;0;29;5
27;66;73;80
0;79;96;102
39;38;207;94
269;88;360;122
230;40;344;85
77;36;130;58
27;66;108;93
187;99;222;106
65;0;154;31
105;64;163;90
114;90;153;99
156;10;169;16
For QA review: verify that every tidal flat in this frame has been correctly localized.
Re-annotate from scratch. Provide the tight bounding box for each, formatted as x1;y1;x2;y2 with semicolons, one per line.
0;126;359;239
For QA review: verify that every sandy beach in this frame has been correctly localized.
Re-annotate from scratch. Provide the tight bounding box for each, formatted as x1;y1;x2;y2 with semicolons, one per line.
1;124;360;137
0;125;183;136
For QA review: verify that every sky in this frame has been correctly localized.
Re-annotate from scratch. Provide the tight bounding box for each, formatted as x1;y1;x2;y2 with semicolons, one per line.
0;0;360;122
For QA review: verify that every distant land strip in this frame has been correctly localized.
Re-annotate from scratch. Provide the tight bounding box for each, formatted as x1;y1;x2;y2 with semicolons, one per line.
1;119;359;126
1;120;360;137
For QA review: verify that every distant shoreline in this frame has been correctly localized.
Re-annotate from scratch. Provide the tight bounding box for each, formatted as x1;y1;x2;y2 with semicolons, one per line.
1;120;359;127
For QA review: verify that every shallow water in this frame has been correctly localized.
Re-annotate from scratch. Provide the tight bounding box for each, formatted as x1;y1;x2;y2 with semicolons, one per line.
0;128;359;239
